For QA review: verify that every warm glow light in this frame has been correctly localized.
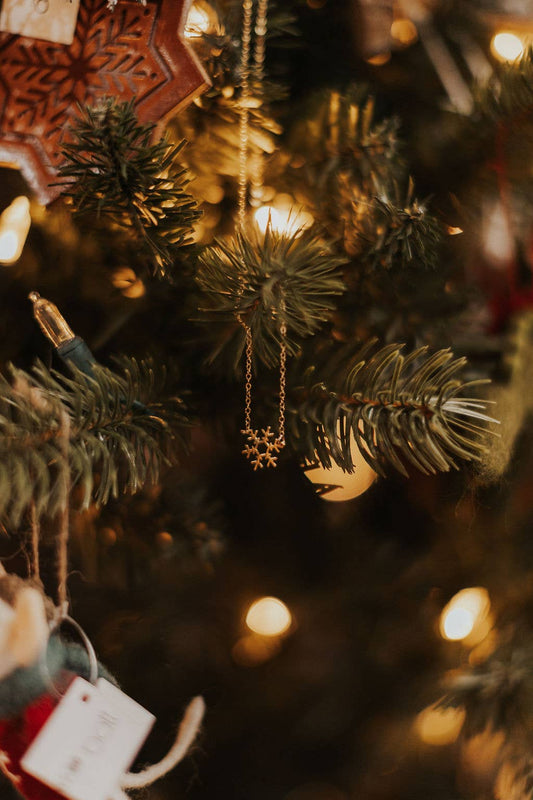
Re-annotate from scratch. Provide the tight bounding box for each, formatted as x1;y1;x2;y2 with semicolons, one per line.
255;206;282;233
439;587;491;642
0;231;19;262
100;527;117;546
391;18;418;47
111;267;146;298
442;607;475;640
246;596;292;637
0;196;31;265
491;31;525;62
415;702;465;746
156;531;174;549
366;52;391;66
254;205;314;237
185;5;210;38
232;634;281;667
304;425;377;502
482;202;514;266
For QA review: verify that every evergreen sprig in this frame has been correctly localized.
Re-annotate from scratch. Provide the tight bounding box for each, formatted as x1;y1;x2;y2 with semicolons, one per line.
289;342;494;477
355;181;443;271
191;0;299;99
475;47;533;123
196;224;347;367
441;631;533;738
0;358;187;526
296;91;401;193
58;101;201;279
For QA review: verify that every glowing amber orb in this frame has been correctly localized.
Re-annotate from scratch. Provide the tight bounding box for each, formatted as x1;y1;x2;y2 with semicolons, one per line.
491;32;524;62
245;597;292;637
439;587;490;642
415;702;465;746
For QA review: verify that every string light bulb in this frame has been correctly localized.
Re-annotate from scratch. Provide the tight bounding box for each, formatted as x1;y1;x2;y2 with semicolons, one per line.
0;196;31;264
439;587;491;643
245;596;292;637
491;31;525;62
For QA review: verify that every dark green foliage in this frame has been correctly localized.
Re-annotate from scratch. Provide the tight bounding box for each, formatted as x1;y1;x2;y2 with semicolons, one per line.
359;181;443;271
289;342;492;477
192;0;300;100
475;47;533;123
286;89;444;274
300;91;402;194
58;101;201;280
172;0;299;209
0;358;187;527
441;627;533;799
196;224;347;367
287;90;403;228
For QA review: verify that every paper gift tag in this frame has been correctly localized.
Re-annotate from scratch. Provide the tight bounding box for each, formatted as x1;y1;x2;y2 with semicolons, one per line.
20;677;155;800
0;0;80;45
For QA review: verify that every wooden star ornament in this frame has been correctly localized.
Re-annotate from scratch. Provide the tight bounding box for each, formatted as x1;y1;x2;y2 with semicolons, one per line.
0;0;209;204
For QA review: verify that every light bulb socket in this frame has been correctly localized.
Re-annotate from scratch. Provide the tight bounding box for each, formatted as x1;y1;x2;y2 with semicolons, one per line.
57;337;97;376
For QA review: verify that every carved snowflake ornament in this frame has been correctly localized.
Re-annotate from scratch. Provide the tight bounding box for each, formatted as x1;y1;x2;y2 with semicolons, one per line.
242;427;285;471
0;0;209;203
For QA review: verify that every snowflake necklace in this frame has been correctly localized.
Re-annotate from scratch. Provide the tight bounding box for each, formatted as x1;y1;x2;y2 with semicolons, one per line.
233;0;287;471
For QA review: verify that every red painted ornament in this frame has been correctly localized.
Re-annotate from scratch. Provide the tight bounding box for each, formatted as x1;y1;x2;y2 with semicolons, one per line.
0;0;209;204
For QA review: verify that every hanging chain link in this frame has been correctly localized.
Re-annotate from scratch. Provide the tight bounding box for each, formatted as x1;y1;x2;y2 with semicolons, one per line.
249;0;269;206
238;0;287;470
243;321;253;433
278;319;287;448
238;0;254;228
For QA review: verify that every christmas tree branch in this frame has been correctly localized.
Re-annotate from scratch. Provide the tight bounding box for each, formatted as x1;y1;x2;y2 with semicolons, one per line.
58;101;201;280
475;47;533;125
351;180;443;271
0;358;188;526
196;225;346;368
289;343;495;477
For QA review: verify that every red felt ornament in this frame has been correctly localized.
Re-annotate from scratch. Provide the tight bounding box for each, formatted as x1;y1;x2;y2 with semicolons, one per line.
0;678;76;800
0;0;209;204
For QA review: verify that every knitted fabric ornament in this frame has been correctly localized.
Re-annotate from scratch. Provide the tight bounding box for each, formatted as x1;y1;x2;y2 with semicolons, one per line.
0;570;205;800
0;638;114;800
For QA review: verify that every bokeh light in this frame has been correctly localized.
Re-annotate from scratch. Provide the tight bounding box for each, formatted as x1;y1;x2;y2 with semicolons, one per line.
245;596;292;636
232;634;281;667
415;701;465;746
111;267;146;298
185;5;211;38
391;18;418;47
439;587;491;642
254;203;314;237
491;31;525;62
0;196;31;265
0;231;19;263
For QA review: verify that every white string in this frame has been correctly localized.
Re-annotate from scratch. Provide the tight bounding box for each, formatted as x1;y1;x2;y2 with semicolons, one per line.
121;696;205;789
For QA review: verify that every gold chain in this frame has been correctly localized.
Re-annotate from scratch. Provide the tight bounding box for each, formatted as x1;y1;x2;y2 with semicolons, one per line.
243;321;253;433
249;0;269;206
238;0;287;470
238;0;253;228
278;320;286;447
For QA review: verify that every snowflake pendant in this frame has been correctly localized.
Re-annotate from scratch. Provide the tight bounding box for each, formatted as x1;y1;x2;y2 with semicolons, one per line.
241;426;285;470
